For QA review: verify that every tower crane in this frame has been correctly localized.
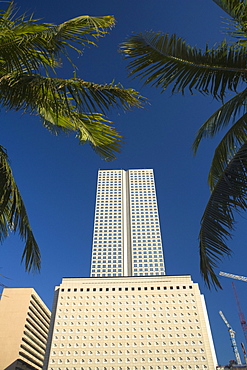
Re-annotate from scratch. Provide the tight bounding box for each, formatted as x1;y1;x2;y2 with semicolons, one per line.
232;282;247;346
219;310;242;365
241;342;247;364
219;271;247;346
219;271;247;282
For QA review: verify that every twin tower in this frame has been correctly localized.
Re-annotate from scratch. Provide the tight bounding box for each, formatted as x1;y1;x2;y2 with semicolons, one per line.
91;169;165;277
43;169;218;370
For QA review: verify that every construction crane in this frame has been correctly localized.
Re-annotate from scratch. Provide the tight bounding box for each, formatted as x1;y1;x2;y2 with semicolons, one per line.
219;271;247;282
232;282;247;346
241;342;247;364
219;310;242;365
219;271;247;347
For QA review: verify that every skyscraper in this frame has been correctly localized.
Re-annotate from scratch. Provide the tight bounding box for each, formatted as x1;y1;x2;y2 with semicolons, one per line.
43;169;217;370
91;169;165;277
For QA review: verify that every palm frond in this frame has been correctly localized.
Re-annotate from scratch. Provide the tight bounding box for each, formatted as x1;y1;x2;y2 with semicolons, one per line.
213;0;247;24
40;108;122;161
0;74;144;114
0;74;143;159
199;142;247;289
0;1;116;75
121;32;247;100
213;0;247;45
0;145;40;271
208;113;247;190
193;88;247;153
76;114;122;161
0;2;144;272
49;78;144;114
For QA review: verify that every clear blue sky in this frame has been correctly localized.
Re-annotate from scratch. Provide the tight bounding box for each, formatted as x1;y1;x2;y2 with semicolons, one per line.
1;0;247;365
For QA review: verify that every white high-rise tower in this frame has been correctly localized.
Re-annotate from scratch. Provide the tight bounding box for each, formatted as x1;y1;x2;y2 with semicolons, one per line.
90;169;165;277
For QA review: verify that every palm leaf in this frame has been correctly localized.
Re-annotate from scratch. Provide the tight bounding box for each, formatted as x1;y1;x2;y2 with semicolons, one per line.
47;78;144;115
0;74;143;160
0;145;40;271
121;32;247;99
0;74;144;115
213;0;247;44
193;88;247;153
0;2;116;75
0;2;144;272
213;0;247;24
208;113;247;190
199;142;247;289
40;108;122;161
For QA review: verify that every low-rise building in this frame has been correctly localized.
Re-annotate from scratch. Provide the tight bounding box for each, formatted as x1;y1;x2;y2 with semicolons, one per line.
43;275;217;370
0;288;51;370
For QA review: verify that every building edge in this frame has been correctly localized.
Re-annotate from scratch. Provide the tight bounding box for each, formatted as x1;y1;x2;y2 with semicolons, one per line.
42;287;59;370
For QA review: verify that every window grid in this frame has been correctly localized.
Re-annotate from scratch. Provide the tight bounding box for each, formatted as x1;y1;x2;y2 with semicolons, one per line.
90;170;165;277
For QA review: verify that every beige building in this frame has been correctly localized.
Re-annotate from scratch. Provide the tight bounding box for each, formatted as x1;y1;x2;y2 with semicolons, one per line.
43;275;217;370
43;169;218;369
0;288;51;370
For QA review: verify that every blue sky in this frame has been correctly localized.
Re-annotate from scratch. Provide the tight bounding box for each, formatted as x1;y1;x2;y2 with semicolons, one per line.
1;0;247;365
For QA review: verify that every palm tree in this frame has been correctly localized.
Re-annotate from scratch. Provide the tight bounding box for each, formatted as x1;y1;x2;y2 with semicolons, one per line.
121;0;247;289
0;2;144;272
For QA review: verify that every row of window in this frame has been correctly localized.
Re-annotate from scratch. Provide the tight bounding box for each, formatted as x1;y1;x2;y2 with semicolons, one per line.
92;245;122;248
133;269;164;272
82;304;196;309
53;333;203;342
55;321;200;327
49;366;208;370
53;331;203;341
53;334;203;342
58;310;197;316
52;345;205;351
91;273;165;277
92;249;122;253
54;328;201;336
60;301;196;311
50;357;207;364
60;286;193;293
91;264;164;268
93;246;159;250
133;261;164;265
91;270;122;273
92;246;162;251
58;299;197;305
59;301;200;310
91;274;123;277
91;254;161;259
56;318;201;326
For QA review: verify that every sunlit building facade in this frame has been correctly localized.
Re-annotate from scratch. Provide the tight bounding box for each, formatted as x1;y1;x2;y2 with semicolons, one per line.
90;169;165;277
43;276;217;370
43;169;217;370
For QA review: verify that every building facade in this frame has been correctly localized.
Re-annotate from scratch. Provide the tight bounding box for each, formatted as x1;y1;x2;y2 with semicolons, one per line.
91;169;165;277
43;169;217;370
0;288;51;370
43;276;217;370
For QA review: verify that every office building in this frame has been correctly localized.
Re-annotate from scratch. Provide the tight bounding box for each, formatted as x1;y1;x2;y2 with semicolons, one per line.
44;275;217;370
43;169;217;370
91;169;165;277
0;288;51;370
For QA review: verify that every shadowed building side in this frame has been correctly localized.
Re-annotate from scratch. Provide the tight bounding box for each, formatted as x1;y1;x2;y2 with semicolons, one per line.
0;288;51;370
